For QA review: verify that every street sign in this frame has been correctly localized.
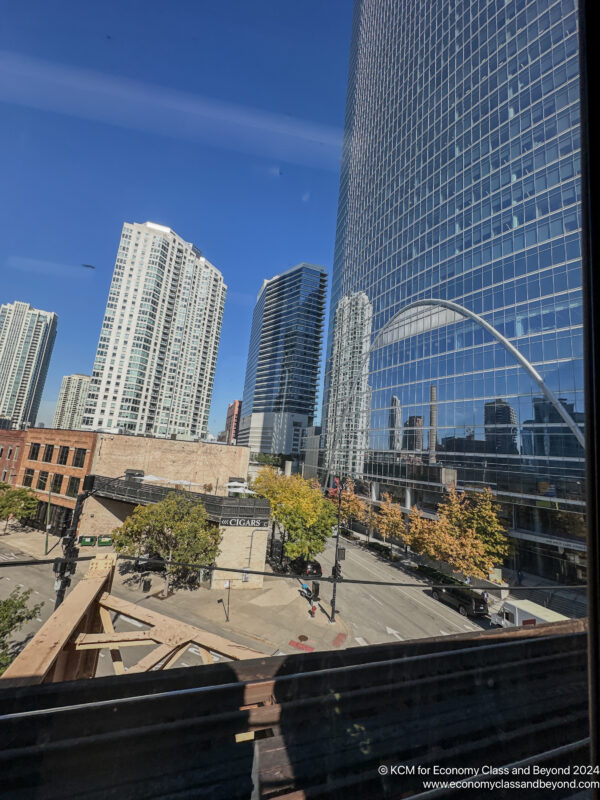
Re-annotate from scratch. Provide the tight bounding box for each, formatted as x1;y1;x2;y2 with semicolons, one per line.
97;536;112;547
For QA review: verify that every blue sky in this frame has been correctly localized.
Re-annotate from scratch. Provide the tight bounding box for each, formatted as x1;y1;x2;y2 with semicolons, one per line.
0;0;353;434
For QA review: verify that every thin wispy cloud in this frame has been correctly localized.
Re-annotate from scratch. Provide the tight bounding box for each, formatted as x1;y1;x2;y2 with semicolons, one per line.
0;51;343;171
301;191;311;203
6;255;93;278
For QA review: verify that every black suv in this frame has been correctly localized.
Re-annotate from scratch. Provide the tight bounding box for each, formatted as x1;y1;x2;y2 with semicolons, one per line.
289;558;323;578
428;572;488;617
134;553;166;573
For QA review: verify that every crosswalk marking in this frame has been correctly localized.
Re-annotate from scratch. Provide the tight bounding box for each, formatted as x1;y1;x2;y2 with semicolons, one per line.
355;637;368;646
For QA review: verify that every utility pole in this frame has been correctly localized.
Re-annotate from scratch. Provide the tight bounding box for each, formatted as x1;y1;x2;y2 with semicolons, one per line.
331;476;343;623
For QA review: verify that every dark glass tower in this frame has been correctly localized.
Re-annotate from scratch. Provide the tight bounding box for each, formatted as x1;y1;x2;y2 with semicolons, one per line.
239;263;327;456
323;0;584;581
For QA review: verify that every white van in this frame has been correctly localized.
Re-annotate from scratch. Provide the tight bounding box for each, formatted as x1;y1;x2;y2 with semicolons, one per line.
490;599;569;628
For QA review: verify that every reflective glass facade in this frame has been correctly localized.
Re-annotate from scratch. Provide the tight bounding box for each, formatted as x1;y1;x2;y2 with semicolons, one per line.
239;263;327;455
323;0;584;580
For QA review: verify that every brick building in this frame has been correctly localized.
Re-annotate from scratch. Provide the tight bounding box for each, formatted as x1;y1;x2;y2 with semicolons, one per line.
16;428;98;534
0;429;26;486
225;400;242;445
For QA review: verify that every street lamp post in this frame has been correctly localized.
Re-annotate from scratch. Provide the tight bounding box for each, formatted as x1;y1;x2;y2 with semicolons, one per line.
44;474;53;556
331;476;343;623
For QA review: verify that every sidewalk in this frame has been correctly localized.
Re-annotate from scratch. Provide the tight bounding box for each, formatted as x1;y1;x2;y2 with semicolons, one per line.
0;524;352;656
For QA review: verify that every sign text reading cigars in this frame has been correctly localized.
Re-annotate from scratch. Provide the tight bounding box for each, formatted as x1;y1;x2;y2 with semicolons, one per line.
220;517;270;528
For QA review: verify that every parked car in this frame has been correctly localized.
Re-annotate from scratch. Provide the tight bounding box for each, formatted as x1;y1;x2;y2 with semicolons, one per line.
429;572;488;617
289;558;323;578
134;553;166;572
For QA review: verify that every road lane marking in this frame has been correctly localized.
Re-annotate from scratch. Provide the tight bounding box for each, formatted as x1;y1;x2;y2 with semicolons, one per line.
34;591;40;594
439;630;449;636
385;626;404;641
365;591;384;606
355;637;368;646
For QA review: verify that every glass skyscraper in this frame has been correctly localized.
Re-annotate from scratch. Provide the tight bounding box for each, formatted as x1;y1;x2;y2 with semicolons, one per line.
239;263;327;456
322;0;584;581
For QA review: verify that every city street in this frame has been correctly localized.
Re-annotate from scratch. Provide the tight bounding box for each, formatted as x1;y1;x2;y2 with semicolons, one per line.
316;535;488;645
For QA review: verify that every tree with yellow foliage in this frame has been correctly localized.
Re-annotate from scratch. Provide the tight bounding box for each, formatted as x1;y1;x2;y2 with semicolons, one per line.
327;479;368;531
374;492;406;545
253;468;335;560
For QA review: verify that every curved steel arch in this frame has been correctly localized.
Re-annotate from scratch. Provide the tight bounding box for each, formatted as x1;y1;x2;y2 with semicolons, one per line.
324;297;584;482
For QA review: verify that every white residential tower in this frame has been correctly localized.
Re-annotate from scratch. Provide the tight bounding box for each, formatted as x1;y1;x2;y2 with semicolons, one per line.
0;301;58;428
53;374;90;429
83;222;226;439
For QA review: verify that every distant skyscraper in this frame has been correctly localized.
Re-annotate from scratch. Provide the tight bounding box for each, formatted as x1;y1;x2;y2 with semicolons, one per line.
484;398;518;456
53;374;90;430
322;0;584;580
0;301;57;428
238;264;326;456
402;416;424;453
83;222;226;439
225;400;242;445
389;395;402;451
325;291;372;478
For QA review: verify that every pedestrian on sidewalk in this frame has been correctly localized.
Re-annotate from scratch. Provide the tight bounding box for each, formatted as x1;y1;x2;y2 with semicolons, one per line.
300;582;311;600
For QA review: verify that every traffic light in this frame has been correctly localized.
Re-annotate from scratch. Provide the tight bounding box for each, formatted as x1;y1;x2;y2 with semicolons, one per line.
311;581;320;600
331;563;342;580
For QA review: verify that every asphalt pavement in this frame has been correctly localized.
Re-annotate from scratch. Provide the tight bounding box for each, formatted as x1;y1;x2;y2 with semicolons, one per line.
317;535;489;645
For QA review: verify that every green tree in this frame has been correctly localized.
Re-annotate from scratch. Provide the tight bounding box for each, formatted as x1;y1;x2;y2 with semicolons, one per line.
0;487;39;533
0;588;43;674
112;493;221;594
253;469;335;560
374;492;406;545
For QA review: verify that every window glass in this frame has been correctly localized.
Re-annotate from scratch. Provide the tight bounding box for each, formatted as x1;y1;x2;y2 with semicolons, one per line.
72;448;86;469
66;477;81;498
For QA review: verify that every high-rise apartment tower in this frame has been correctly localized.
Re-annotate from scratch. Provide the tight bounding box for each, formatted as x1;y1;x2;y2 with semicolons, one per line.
0;301;58;428
238;264;327;456
83;222;226;439
53;374;90;430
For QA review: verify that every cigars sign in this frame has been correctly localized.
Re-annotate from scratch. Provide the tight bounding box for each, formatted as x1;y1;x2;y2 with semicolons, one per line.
220;517;270;528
